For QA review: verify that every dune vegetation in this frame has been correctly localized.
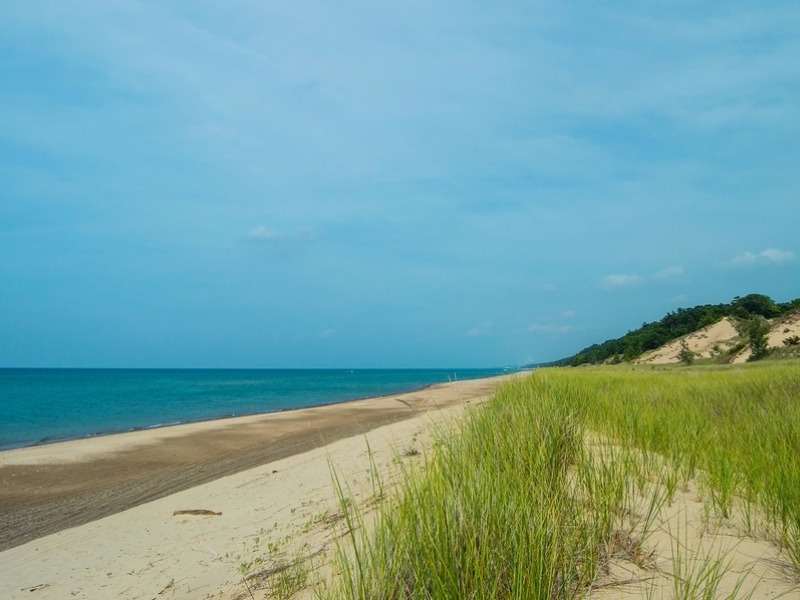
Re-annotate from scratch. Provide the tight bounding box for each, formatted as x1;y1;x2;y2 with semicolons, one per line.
323;362;800;599
554;293;800;366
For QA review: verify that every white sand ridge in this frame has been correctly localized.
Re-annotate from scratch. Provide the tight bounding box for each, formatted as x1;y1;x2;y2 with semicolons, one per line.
636;310;800;365
636;317;741;365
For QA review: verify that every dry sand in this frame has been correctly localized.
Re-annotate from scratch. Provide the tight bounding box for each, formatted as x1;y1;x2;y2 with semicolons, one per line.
637;311;800;365
636;317;740;365
586;440;800;600
0;374;512;599
589;486;800;600
732;310;800;363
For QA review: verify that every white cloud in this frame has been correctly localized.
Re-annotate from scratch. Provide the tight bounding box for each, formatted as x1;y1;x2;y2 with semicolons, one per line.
668;294;688;304
600;274;643;289
729;248;795;267
527;323;572;334
760;248;795;263
246;225;283;241
730;252;757;266
318;329;337;339
466;321;493;337
654;265;684;281
245;225;315;243
562;310;575;318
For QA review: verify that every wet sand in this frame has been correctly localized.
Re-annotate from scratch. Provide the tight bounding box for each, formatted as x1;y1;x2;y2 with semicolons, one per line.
0;375;509;552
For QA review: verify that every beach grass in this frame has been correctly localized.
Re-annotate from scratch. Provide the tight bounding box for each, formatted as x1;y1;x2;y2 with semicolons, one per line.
572;362;800;563
323;361;800;599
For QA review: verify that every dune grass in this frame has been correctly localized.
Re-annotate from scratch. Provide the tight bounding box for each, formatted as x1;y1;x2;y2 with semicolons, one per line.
324;361;800;599
570;363;800;563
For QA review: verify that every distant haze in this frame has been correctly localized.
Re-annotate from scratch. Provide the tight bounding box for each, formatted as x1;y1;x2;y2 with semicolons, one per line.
1;2;798;368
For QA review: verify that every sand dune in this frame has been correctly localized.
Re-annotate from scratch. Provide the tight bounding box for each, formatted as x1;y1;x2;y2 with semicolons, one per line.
637;311;800;365
732;309;800;363
636;317;740;364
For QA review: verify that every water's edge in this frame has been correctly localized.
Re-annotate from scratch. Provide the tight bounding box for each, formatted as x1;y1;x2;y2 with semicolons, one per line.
0;368;513;451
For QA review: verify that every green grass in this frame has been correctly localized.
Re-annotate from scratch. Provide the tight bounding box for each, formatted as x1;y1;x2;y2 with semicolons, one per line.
324;361;800;599
569;362;800;561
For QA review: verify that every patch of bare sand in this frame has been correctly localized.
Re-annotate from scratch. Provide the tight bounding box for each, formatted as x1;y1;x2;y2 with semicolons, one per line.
769;310;800;347
590;482;800;599
584;437;800;600
637;311;800;366
637;317;741;365
732;310;800;363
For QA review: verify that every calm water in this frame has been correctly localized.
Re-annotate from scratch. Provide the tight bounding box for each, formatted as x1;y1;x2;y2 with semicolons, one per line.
0;368;508;450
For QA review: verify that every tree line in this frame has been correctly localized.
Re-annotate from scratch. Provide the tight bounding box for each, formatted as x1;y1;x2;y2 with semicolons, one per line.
549;294;800;366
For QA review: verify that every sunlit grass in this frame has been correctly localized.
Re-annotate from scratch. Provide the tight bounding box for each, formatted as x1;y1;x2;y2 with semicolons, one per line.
569;362;800;563
324;361;800;598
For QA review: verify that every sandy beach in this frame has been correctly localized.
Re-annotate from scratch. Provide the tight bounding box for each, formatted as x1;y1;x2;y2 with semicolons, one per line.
0;374;512;599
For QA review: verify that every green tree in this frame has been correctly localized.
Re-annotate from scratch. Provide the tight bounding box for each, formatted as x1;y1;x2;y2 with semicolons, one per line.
746;316;771;361
623;340;641;362
733;294;780;318
678;340;695;365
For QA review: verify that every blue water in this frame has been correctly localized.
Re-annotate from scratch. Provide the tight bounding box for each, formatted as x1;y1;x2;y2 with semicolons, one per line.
0;368;508;450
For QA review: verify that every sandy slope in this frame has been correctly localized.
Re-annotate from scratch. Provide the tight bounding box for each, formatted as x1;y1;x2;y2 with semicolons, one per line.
589;484;800;599
587;437;800;600
769;310;800;347
636;317;740;365
637;311;800;365
732;310;800;363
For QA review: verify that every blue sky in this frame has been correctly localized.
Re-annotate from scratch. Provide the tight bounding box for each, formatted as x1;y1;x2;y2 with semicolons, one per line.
1;1;799;368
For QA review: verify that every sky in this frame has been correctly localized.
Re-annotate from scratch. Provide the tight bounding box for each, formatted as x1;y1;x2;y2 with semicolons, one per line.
1;1;799;368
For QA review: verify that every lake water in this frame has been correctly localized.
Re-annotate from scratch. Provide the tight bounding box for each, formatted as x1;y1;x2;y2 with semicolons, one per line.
0;368;508;450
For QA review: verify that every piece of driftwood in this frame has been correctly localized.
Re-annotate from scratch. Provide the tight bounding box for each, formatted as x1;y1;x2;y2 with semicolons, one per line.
172;509;222;516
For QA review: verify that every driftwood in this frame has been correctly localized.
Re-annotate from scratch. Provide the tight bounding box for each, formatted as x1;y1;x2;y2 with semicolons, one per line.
172;509;222;516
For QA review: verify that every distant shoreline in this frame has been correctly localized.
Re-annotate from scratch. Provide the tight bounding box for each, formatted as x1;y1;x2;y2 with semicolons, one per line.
2;380;443;452
0;367;512;452
0;372;516;552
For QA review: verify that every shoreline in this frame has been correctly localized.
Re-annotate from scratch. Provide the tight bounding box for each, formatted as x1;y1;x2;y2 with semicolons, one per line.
0;373;514;552
0;377;477;455
1;369;507;452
